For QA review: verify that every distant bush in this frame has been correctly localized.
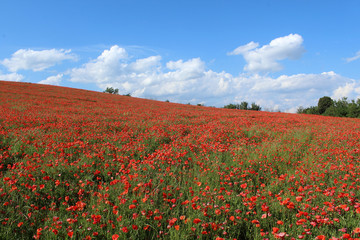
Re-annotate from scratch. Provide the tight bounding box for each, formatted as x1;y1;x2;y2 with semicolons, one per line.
298;106;318;115
103;87;119;94
224;103;240;109
224;101;261;111
250;102;261;111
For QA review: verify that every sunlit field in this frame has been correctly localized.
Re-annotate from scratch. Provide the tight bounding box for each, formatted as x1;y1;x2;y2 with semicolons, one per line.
2;81;360;240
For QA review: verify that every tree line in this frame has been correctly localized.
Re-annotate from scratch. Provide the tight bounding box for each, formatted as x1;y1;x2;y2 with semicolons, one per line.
102;86;360;117
104;87;131;96
224;101;261;111
104;87;262;110
297;96;360;118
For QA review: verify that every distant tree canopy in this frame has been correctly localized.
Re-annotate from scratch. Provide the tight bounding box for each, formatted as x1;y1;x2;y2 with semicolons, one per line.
318;96;333;114
224;101;261;111
103;87;119;94
250;102;261;111
298;96;360;118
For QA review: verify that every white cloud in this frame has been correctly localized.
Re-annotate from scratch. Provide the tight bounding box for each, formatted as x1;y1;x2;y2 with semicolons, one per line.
70;45;129;84
332;81;360;100
229;34;305;73
69;46;232;100
0;72;24;82
130;56;161;73
243;71;356;112
67;45;360;113
1;48;76;72
228;41;259;55
251;71;344;92
165;58;206;82
346;51;360;62
38;74;63;86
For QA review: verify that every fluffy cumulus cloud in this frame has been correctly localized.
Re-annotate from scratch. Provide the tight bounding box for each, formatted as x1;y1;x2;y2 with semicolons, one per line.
69;46;233;102
228;34;305;73
244;71;359;112
332;81;360;100
70;45;130;84
0;72;24;82
1;48;76;72
130;56;162;73
38;74;63;86
67;44;360;112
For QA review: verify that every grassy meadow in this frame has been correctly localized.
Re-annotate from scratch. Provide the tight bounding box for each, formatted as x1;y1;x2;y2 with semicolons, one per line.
1;81;360;239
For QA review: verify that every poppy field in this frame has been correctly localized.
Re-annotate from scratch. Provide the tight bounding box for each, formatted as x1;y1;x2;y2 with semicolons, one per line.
2;81;360;240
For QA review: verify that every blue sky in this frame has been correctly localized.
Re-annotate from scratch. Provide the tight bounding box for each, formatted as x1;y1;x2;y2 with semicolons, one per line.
1;0;360;112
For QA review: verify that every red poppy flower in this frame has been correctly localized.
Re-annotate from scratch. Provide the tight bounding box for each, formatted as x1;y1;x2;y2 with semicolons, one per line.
193;218;201;224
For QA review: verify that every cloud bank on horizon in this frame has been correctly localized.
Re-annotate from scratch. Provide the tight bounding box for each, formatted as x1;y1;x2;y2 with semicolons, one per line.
1;33;360;113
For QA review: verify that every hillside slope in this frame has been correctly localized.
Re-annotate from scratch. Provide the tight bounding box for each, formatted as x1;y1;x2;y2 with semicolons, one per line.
1;81;360;239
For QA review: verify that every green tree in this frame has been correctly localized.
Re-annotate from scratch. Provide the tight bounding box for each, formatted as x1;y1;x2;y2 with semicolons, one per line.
323;106;337;117
318;96;333;114
224;102;261;111
348;99;360;118
104;87;119;94
297;106;305;114
305;106;319;115
224;103;238;109
333;97;349;117
250;102;261;111
239;101;249;110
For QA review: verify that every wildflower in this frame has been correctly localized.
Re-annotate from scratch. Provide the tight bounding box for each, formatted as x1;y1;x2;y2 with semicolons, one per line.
68;232;74;238
342;233;351;239
193;218;201;224
276;232;288;238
